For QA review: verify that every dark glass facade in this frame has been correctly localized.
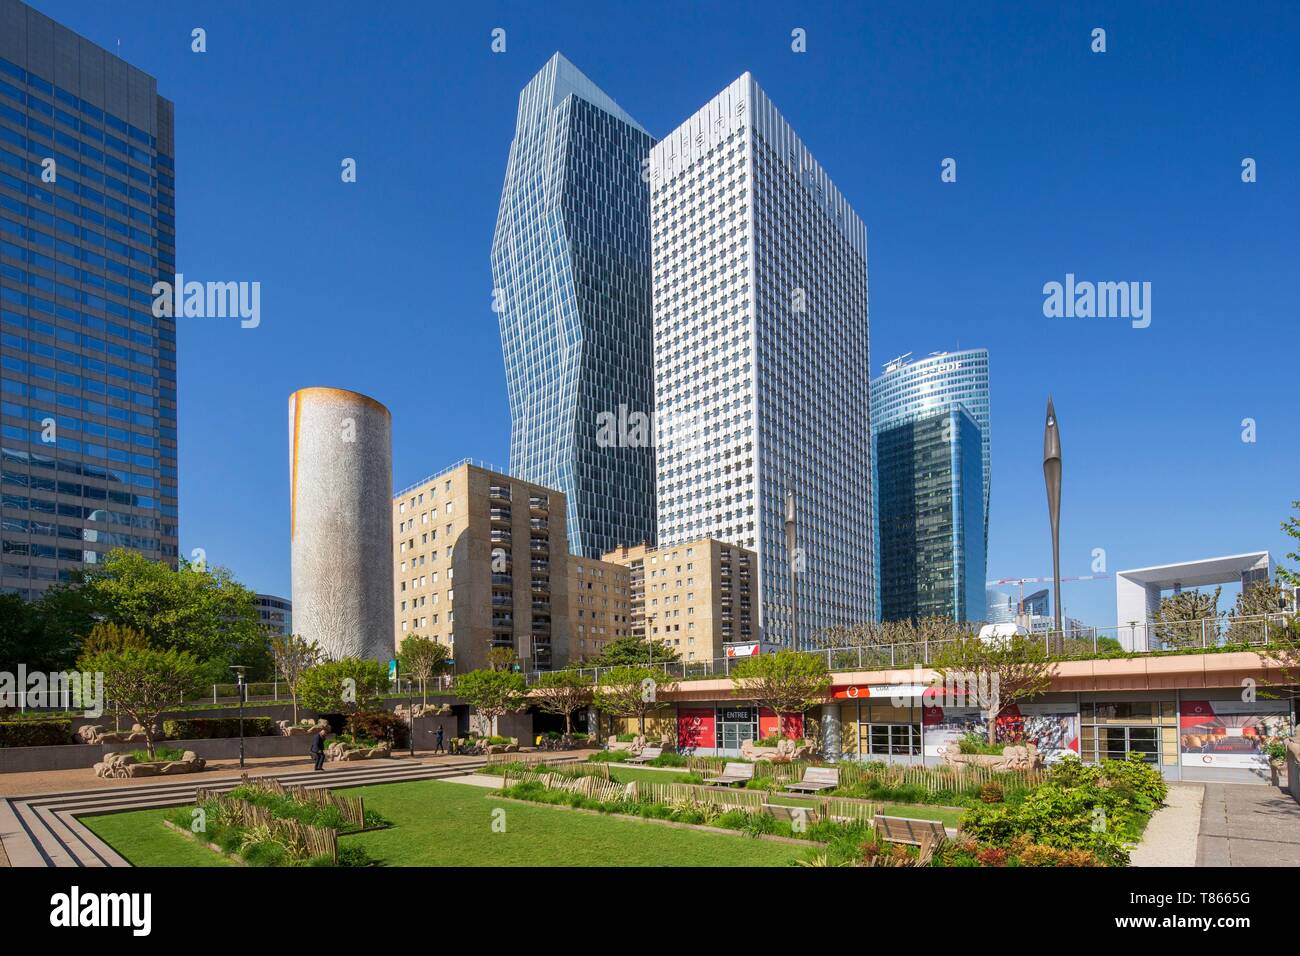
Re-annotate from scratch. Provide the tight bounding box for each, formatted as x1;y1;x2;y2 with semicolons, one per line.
0;1;178;598
876;406;985;622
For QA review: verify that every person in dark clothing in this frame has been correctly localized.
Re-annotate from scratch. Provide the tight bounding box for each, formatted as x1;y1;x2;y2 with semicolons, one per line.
434;724;445;754
310;727;327;771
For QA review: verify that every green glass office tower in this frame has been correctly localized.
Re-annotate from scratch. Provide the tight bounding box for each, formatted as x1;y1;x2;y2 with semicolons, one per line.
875;406;985;622
492;53;657;559
0;0;178;598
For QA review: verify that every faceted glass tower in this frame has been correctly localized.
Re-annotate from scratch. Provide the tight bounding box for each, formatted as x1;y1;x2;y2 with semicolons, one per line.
649;74;874;648
0;0;178;599
875;406;986;622
871;349;991;554
492;53;657;559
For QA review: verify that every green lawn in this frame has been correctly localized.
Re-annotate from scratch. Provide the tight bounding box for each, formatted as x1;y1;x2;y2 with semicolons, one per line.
79;779;806;867
81;810;233;867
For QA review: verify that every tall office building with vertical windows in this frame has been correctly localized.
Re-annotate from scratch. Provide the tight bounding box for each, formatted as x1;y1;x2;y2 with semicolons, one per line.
875;405;986;622
871;350;990;623
0;0;178;598
492;53;657;560
649;74;873;648
871;349;991;554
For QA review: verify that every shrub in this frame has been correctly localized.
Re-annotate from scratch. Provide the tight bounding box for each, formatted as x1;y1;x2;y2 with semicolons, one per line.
1098;752;1167;810
162;717;275;740
345;710;410;749
124;746;186;763
958;733;1006;755
979;782;1005;804
0;719;72;747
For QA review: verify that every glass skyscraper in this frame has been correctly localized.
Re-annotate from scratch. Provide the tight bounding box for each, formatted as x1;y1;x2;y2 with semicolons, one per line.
875;406;986;622
871;349;991;555
0;0;178;598
650;74;874;648
491;53;657;559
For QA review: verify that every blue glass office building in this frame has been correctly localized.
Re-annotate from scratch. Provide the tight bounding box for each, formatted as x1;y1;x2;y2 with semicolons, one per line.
875;406;986;622
491;53;657;559
0;0;178;598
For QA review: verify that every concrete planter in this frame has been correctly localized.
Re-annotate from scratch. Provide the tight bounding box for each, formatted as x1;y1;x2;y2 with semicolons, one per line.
94;750;206;779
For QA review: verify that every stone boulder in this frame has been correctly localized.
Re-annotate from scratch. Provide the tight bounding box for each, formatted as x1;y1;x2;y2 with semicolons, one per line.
94;750;203;778
327;741;392;762
393;703;451;720
277;719;328;736
742;737;816;762
78;724;152;745
942;741;1043;771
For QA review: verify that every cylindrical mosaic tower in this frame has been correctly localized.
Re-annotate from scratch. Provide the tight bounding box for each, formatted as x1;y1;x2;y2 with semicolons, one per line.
289;387;393;662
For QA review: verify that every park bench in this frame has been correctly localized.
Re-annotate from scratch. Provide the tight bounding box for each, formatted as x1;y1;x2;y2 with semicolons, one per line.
702;762;755;787
784;766;839;794
874;814;948;847
626;746;663;765
763;802;820;827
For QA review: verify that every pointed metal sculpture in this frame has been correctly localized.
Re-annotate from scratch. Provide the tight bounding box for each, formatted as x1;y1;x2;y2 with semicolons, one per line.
1043;398;1063;635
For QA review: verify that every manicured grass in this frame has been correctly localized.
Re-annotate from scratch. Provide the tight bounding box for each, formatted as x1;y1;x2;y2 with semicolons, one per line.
80;809;233;867
79;779;806;867
335;779;800;866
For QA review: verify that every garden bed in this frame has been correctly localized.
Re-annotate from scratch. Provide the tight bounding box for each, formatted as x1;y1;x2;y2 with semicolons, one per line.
162;774;388;866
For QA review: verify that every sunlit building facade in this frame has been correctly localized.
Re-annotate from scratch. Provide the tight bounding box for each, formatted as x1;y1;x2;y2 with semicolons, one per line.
491;53;657;560
649;74;874;648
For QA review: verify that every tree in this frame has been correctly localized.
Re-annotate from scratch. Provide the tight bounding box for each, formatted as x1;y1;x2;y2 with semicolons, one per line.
1152;587;1221;649
297;658;389;721
78;646;201;758
933;636;1058;744
588;636;680;668
271;634;321;724
485;646;520;673
532;670;593;734
1279;501;1300;588
455;668;527;736
398;636;449;704
0;590;93;674
1226;581;1289;644
593;665;676;735
82;621;150;656
730;650;831;735
815;617;973;666
43;549;271;682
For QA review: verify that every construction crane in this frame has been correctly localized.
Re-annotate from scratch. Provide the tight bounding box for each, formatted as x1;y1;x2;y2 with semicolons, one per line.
986;574;1110;617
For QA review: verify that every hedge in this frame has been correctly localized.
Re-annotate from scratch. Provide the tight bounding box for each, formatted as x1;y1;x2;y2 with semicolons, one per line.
162;717;276;740
0;720;73;747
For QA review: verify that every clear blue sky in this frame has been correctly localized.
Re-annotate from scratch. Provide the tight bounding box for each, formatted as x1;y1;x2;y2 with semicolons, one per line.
32;0;1300;629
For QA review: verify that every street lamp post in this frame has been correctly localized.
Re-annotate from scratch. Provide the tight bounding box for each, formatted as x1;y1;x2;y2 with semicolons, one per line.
229;665;247;770
406;679;416;758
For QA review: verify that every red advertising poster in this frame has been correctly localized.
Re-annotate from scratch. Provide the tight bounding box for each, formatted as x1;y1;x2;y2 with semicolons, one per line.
677;707;715;750
758;709;804;739
1179;700;1291;769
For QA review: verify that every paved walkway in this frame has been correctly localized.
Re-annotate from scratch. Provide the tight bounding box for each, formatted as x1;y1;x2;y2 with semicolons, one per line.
1131;783;1204;867
1197;783;1300;866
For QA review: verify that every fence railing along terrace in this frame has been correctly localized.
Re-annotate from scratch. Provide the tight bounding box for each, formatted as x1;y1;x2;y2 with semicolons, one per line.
516;611;1298;686
24;611;1281;712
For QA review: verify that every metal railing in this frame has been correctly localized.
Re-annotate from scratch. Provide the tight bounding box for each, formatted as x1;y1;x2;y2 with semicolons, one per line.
515;611;1298;686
